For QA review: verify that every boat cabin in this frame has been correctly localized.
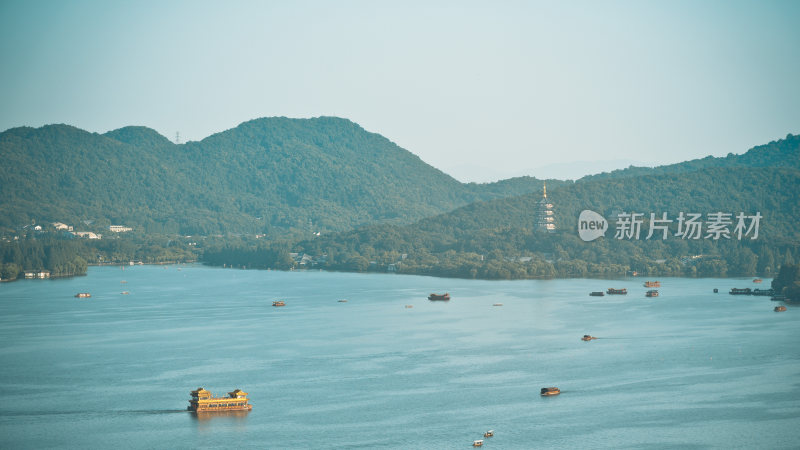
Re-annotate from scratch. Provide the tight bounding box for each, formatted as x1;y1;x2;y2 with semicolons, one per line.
473;439;484;447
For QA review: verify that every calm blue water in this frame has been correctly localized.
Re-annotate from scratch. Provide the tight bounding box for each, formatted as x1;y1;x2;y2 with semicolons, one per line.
0;265;798;449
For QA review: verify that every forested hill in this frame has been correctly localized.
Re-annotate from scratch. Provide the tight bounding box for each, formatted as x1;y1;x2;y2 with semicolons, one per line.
580;133;800;182
287;165;800;279
0;117;550;237
1;118;796;241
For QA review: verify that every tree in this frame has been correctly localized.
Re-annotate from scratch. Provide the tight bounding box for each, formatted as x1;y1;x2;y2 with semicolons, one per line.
1;263;20;280
772;264;800;301
345;256;369;272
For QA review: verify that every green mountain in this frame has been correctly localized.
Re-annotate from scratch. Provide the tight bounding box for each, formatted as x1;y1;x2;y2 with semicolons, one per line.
2;118;798;280
580;133;800;181
284;135;800;279
0;117;550;237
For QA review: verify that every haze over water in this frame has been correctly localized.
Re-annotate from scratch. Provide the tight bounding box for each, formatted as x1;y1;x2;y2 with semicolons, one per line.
1;265;798;449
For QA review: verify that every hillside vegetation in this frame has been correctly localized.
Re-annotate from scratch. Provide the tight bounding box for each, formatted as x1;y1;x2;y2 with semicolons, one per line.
2;117;798;280
265;164;800;279
580;133;800;181
0;117;549;238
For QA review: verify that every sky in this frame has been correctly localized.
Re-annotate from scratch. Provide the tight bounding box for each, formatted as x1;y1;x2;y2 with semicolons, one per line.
1;1;798;182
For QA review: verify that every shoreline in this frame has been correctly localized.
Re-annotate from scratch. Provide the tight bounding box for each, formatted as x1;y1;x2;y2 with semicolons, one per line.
89;260;196;267
199;263;774;282
0;260;197;283
3;261;776;284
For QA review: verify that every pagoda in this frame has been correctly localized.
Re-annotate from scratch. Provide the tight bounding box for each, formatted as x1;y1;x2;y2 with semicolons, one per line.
536;182;556;232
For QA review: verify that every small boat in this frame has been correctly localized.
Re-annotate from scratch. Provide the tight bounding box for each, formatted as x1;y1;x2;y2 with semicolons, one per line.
606;288;627;295
493;303;503;306
713;288;719;293
75;293;91;298
428;293;450;301
484;430;494;438
775;306;787;312
337;299;348;302
473;440;484;447
753;278;763;283
405;305;413;308
646;290;659;297
272;300;286;307
589;291;605;297
729;288;752;295
121;291;130;295
644;281;661;288
541;387;560;396
581;335;596;341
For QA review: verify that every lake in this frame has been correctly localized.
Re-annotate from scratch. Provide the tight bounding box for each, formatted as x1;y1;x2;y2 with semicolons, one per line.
0;265;798;449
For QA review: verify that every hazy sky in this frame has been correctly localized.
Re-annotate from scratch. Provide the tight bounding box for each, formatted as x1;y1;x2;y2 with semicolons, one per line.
1;1;798;182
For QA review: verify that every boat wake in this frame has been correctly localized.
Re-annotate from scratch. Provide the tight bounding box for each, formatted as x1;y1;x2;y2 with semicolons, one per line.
595;336;684;340
2;409;188;417
124;409;189;415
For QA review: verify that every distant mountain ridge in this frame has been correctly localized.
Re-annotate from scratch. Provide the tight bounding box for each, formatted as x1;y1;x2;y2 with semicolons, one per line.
103;126;174;148
580;133;800;181
1;118;797;240
291;165;800;279
0;117;548;236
